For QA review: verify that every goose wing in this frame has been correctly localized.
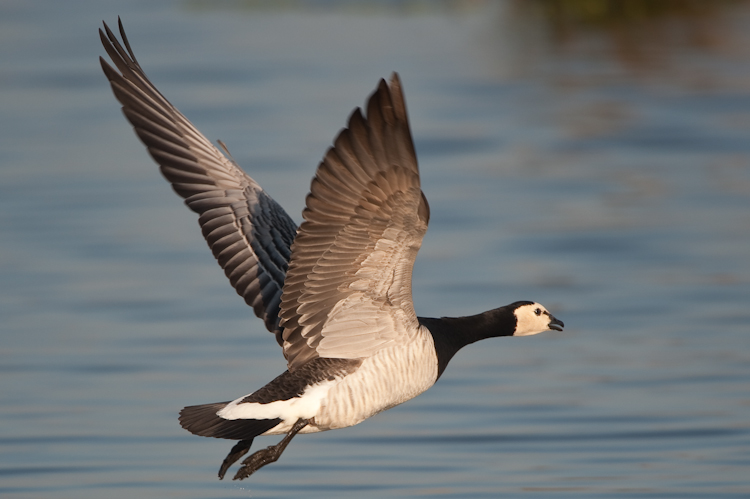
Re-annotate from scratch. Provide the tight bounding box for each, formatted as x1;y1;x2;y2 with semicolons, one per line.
280;74;430;370
99;19;296;344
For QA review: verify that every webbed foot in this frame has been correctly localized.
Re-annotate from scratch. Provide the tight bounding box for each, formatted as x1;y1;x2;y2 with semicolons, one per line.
232;418;309;480
218;439;253;480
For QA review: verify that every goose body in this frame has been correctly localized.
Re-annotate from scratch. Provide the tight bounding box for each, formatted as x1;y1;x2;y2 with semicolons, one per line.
100;19;564;480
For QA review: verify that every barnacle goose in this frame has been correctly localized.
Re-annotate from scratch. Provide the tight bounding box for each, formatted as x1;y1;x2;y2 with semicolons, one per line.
99;18;564;480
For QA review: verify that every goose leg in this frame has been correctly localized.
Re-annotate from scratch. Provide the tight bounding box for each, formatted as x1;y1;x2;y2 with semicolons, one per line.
218;439;253;480
233;418;309;480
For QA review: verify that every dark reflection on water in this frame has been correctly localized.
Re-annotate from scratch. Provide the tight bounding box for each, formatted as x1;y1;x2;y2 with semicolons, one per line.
0;465;116;477
0;435;182;445
1;0;750;497
348;427;746;445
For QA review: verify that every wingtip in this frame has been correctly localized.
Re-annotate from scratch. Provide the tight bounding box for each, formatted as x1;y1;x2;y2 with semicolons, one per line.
386;72;409;129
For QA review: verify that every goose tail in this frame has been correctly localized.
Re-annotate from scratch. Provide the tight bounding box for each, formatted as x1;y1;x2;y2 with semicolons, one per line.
179;402;282;440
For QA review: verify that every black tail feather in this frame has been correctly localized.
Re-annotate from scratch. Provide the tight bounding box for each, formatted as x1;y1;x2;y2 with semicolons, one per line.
179;402;282;440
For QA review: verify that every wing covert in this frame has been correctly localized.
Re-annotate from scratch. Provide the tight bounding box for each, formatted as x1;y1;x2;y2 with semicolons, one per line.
280;75;430;370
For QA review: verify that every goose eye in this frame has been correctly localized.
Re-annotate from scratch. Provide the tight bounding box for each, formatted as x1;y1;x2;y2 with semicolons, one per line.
534;308;541;316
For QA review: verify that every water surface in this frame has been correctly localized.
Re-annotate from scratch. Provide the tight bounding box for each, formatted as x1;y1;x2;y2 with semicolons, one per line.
1;1;749;497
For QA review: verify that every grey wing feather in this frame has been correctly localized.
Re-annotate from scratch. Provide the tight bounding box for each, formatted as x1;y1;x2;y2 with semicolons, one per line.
99;19;296;343
280;75;430;370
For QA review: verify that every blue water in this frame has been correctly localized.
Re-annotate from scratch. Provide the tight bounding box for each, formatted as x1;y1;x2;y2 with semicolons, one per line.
2;0;749;497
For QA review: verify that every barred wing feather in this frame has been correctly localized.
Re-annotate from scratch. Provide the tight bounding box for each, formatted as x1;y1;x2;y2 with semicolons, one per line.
280;75;430;370
99;19;296;343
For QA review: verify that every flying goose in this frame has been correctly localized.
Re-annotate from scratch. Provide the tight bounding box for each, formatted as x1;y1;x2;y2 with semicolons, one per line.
99;19;564;480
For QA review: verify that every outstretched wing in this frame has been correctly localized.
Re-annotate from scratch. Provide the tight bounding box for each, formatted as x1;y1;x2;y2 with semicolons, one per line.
99;19;296;344
280;74;430;370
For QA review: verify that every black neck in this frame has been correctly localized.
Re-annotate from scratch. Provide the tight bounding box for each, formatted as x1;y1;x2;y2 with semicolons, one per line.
419;303;525;380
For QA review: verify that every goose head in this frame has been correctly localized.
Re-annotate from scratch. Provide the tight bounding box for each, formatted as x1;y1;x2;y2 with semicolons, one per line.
512;302;564;336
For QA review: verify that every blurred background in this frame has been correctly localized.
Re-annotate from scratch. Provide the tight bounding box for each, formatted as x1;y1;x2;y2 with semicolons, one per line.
1;0;749;497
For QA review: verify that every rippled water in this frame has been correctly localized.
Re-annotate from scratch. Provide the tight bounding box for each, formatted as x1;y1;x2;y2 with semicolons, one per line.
2;0;749;497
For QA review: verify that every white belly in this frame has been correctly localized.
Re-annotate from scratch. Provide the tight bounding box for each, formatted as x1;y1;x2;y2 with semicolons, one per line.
305;325;438;433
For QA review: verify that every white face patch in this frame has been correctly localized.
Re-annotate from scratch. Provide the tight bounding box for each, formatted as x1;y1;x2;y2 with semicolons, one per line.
513;303;559;336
